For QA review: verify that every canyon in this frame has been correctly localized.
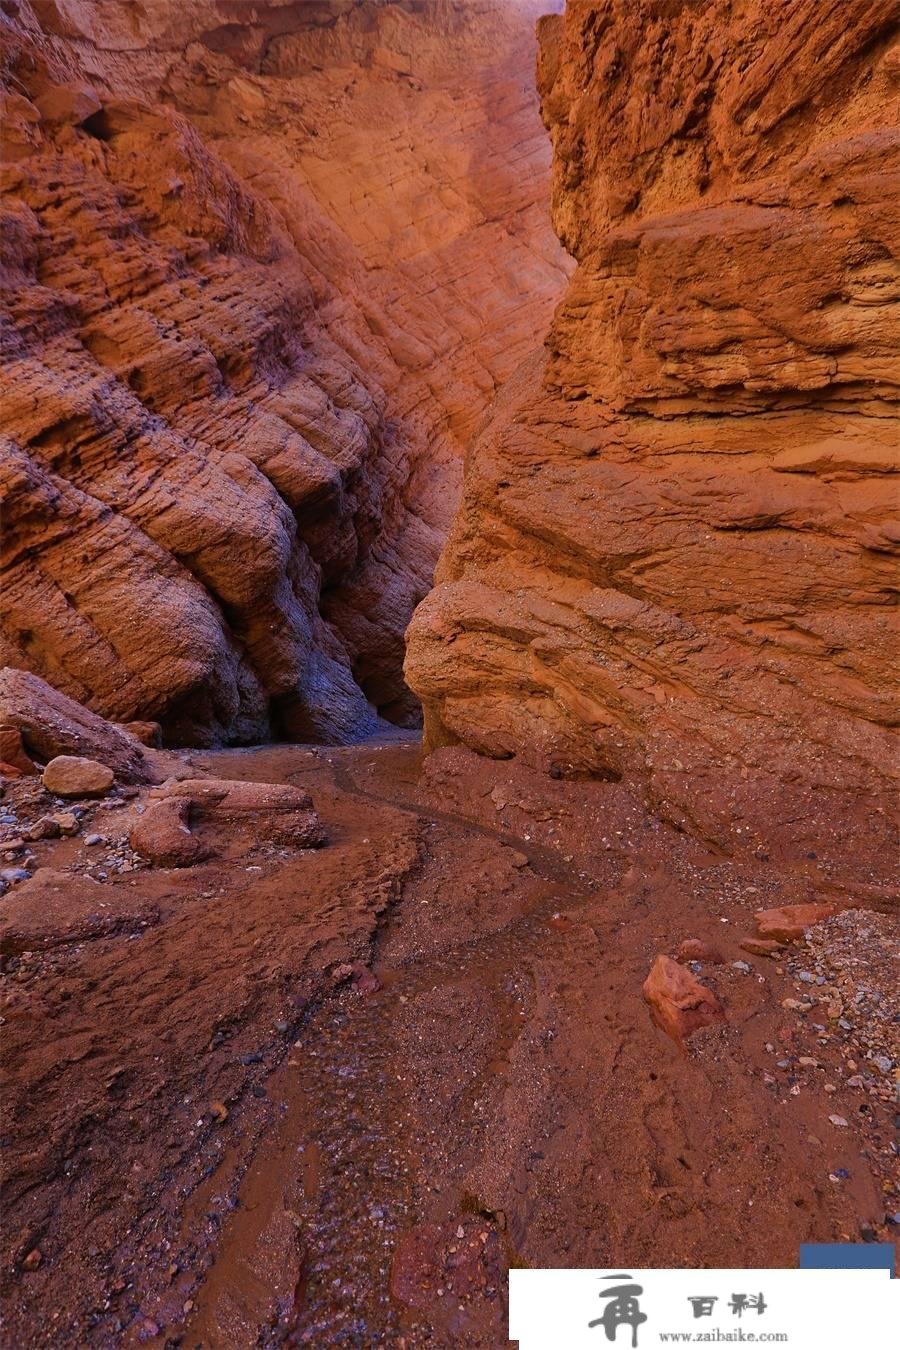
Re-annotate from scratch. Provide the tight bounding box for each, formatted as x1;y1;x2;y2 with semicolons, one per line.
1;0;567;741
0;1;898;1347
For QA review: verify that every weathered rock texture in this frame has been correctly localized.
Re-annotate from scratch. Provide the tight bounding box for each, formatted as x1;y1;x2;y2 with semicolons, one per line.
643;953;725;1047
0;0;567;743
129;775;325;865
407;0;900;860
41;753;114;796
0;666;150;779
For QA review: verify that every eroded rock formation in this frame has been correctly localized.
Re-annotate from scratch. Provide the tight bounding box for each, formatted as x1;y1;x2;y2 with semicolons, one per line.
0;665;151;779
0;0;567;743
407;0;900;858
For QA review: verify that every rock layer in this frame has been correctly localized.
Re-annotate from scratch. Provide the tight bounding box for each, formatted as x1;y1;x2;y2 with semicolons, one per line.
0;0;567;743
406;0;900;861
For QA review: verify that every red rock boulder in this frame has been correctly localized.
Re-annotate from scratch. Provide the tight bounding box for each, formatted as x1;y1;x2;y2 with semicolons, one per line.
643;954;725;1047
740;937;784;959
674;939;725;965
131;777;327;866
152;778;325;846
42;755;114;798
0;670;149;782
129;798;209;869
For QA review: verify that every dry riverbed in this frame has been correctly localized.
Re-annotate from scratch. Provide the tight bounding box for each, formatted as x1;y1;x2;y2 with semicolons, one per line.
1;741;897;1346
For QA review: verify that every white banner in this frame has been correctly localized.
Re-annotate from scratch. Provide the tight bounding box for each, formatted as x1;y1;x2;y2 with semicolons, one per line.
509;1268;896;1349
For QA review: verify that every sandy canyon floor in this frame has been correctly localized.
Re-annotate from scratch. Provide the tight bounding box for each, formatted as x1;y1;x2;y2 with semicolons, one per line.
1;739;896;1347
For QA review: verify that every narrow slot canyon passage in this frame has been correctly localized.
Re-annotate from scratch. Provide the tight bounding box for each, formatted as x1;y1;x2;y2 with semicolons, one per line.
1;0;570;743
1;3;898;1347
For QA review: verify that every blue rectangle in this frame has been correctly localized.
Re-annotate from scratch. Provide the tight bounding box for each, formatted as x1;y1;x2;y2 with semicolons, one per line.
800;1243;895;1275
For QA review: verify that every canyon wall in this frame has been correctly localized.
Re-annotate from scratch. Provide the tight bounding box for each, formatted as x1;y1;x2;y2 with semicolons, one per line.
0;0;568;743
407;0;900;858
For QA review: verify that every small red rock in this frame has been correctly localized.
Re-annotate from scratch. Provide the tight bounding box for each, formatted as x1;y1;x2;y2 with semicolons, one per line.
51;812;79;836
675;938;725;964
740;936;783;958
754;903;839;943
42;755;114;798
22;1248;42;1271
643;954;725;1046
352;963;381;995
0;726;37;776
120;720;163;748
27;816;62;841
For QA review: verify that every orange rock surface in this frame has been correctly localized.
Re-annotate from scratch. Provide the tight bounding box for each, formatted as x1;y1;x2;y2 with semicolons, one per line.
643;953;726;1046
407;0;899;864
754;903;841;944
0;0;567;743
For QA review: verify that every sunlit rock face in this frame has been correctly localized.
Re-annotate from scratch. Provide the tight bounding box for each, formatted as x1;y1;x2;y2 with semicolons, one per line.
407;0;899;863
0;0;568;744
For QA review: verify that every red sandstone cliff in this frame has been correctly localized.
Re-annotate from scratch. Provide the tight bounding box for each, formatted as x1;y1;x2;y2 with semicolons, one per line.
0;0;567;743
406;0;900;865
